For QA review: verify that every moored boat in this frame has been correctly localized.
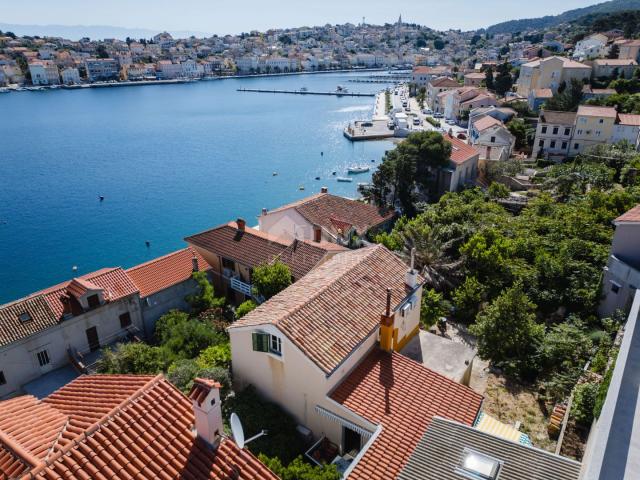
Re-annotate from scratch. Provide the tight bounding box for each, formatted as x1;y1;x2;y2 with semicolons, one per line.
337;177;353;182
347;165;370;174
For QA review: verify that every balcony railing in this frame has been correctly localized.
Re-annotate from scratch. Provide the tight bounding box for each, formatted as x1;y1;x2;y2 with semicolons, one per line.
230;276;253;297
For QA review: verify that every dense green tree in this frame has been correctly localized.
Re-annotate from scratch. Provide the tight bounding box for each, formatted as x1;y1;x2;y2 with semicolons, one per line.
544;78;585;112
155;310;226;360
186;271;225;314
97;342;170;374
434;38;445;50
470;284;544;379
236;299;257;318
506;118;528;149
252;261;292;300
572;382;599;425
488;182;510;199
485;67;494;91
259;456;340;480
195;343;231;369
452;276;486;323
494;62;513;96
421;288;450;328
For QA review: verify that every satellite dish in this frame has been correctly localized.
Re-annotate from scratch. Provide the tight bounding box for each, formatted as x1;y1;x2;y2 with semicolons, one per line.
230;412;245;449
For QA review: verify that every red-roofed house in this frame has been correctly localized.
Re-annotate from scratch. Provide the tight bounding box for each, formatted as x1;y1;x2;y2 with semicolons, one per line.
436;134;480;195
0;374;277;479
426;76;460;111
613;113;640;148
229;244;483;479
258;190;394;246
600;204;640;317
0;268;143;399
468;115;516;161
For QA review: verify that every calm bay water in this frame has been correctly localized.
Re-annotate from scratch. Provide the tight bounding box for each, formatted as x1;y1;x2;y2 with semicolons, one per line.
0;72;393;303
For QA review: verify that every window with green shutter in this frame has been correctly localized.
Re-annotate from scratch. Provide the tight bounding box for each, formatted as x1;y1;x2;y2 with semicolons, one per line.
252;332;270;352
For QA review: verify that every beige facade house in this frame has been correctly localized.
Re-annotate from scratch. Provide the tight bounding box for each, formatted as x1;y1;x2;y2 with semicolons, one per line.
516;56;591;97
258;190;394;246
468;116;515;161
532;110;577;159
464;72;485;87
592;59;638;79
411;65;452;89
617;39;640;62
426;76;460;110
572;105;618;155
229;244;484;479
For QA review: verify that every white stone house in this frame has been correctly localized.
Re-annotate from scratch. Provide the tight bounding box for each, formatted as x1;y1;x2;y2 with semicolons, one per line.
0;268;143;398
468;116;515;161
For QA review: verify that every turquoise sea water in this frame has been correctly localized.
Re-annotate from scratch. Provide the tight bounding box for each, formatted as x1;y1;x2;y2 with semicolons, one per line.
0;72;394;303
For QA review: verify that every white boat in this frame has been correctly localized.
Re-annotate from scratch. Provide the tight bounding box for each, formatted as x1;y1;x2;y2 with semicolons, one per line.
335;85;349;94
300;87;308;92
347;165;370;174
337;177;353;183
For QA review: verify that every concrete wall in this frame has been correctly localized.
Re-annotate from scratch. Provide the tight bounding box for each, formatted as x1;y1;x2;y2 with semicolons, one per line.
140;278;201;338
612;223;640;267
0;295;142;398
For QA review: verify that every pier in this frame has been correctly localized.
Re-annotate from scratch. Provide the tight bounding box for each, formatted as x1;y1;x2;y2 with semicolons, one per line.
237;88;375;97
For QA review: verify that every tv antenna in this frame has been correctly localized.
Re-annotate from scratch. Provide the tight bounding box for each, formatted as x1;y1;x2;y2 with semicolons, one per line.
230;413;267;449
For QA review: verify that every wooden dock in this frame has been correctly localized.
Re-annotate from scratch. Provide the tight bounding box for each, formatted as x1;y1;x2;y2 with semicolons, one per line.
237;88;375;97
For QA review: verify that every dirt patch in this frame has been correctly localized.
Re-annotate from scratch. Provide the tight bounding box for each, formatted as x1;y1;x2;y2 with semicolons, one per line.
482;373;557;453
559;420;589;461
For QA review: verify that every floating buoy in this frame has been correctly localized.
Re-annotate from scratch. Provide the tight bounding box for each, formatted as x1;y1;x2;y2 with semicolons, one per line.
99;195;104;201
332;171;337;176
321;151;324;156
299;185;305;191
72;265;78;271
272;172;278;176
145;241;151;247
371;159;376;162
315;176;320;180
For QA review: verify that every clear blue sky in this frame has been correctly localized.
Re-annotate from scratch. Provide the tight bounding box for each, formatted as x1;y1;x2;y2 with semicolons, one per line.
1;0;600;34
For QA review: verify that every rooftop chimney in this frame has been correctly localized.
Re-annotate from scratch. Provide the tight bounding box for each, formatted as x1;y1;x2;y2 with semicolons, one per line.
261;208;268;216
320;186;328;194
405;248;418;288
379;288;395;352
188;378;224;448
236;218;246;232
192;253;199;272
313;225;322;243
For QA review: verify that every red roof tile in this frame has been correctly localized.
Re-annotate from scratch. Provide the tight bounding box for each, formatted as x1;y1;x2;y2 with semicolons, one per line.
445;134;480;165
231;245;420;375
266;193;394;236
273;239;347;280
577;105;618;118
0;375;277;480
473;116;502;132
615;204;640;223
0;296;58;348
617;114;640;126
330;349;483;480
127;247;212;298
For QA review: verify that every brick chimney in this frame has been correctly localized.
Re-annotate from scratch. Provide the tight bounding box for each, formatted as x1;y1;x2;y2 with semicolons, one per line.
188;378;224;448
320;186;328;193
313;225;322;243
236;218;246;232
379;288;395;352
192;253;199;272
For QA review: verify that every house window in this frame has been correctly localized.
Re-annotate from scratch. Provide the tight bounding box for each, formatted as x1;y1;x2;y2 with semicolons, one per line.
541;126;547;134
564;128;571;136
490;136;496;143
552;127;559;135
87;294;100;309
599;119;604;124
222;257;236;277
252;332;282;356
0;371;5;386
539;140;545;147
18;312;32;323
119;312;132;328
550;140;556;148
574;143;580;150
596;130;601;136
36;349;50;367
562;141;568;149
457;449;501;480
577;129;583;135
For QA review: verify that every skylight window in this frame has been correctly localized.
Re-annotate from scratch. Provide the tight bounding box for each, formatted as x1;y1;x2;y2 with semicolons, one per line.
457;448;501;480
18;312;32;323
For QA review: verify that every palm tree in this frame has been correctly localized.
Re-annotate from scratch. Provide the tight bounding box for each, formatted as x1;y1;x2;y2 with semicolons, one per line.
399;223;462;290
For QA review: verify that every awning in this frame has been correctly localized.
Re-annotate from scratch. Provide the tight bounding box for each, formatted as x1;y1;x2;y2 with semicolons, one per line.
474;412;532;446
315;406;374;440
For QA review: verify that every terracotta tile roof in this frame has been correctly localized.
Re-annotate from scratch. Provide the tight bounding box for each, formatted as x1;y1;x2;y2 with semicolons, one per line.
430;77;459;88
617;114;640;126
186;222;340;280
413;66;449;75
330;349;483;480
460;93;496;106
186;221;289;268
615;204;640;223
266;193;394;236
0;374;277;480
0;296;58;348
577;105;618;118
593;59;638;66
39;267;139;320
127;247;212;298
473;115;502;132
533;88;553;98
273;239;347;280
230;245;419;375
445;134;480;165
464;72;485;79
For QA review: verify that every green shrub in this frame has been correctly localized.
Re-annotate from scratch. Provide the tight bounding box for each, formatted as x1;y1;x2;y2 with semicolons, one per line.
96;342;170;374
167;359;200;392
488;182;510;199
252;261;292;300
155;310;226;360
452;276;486;323
572;382;599;426
186;271;225;314
421;288;450;328
196;343;231;369
594;356;617;419
258;455;341;480
236;300;258;318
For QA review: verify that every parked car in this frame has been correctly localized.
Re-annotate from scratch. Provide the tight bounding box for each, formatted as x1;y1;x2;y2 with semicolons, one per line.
422;109;433;115
433;112;444;119
413;118;421;126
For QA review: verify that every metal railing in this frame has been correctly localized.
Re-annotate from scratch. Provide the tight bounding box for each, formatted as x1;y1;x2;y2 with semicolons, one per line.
230;276;253;297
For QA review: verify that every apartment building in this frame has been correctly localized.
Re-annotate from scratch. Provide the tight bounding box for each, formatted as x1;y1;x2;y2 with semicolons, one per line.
572;105;618;155
443;87;498;123
617;39;640;62
532;110;576;159
573;33;609;60
592;59;638;79
426;76;460;110
28;61;60;85
60;67;80;84
84;58;119;81
412;65;452;89
516;56;591;97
